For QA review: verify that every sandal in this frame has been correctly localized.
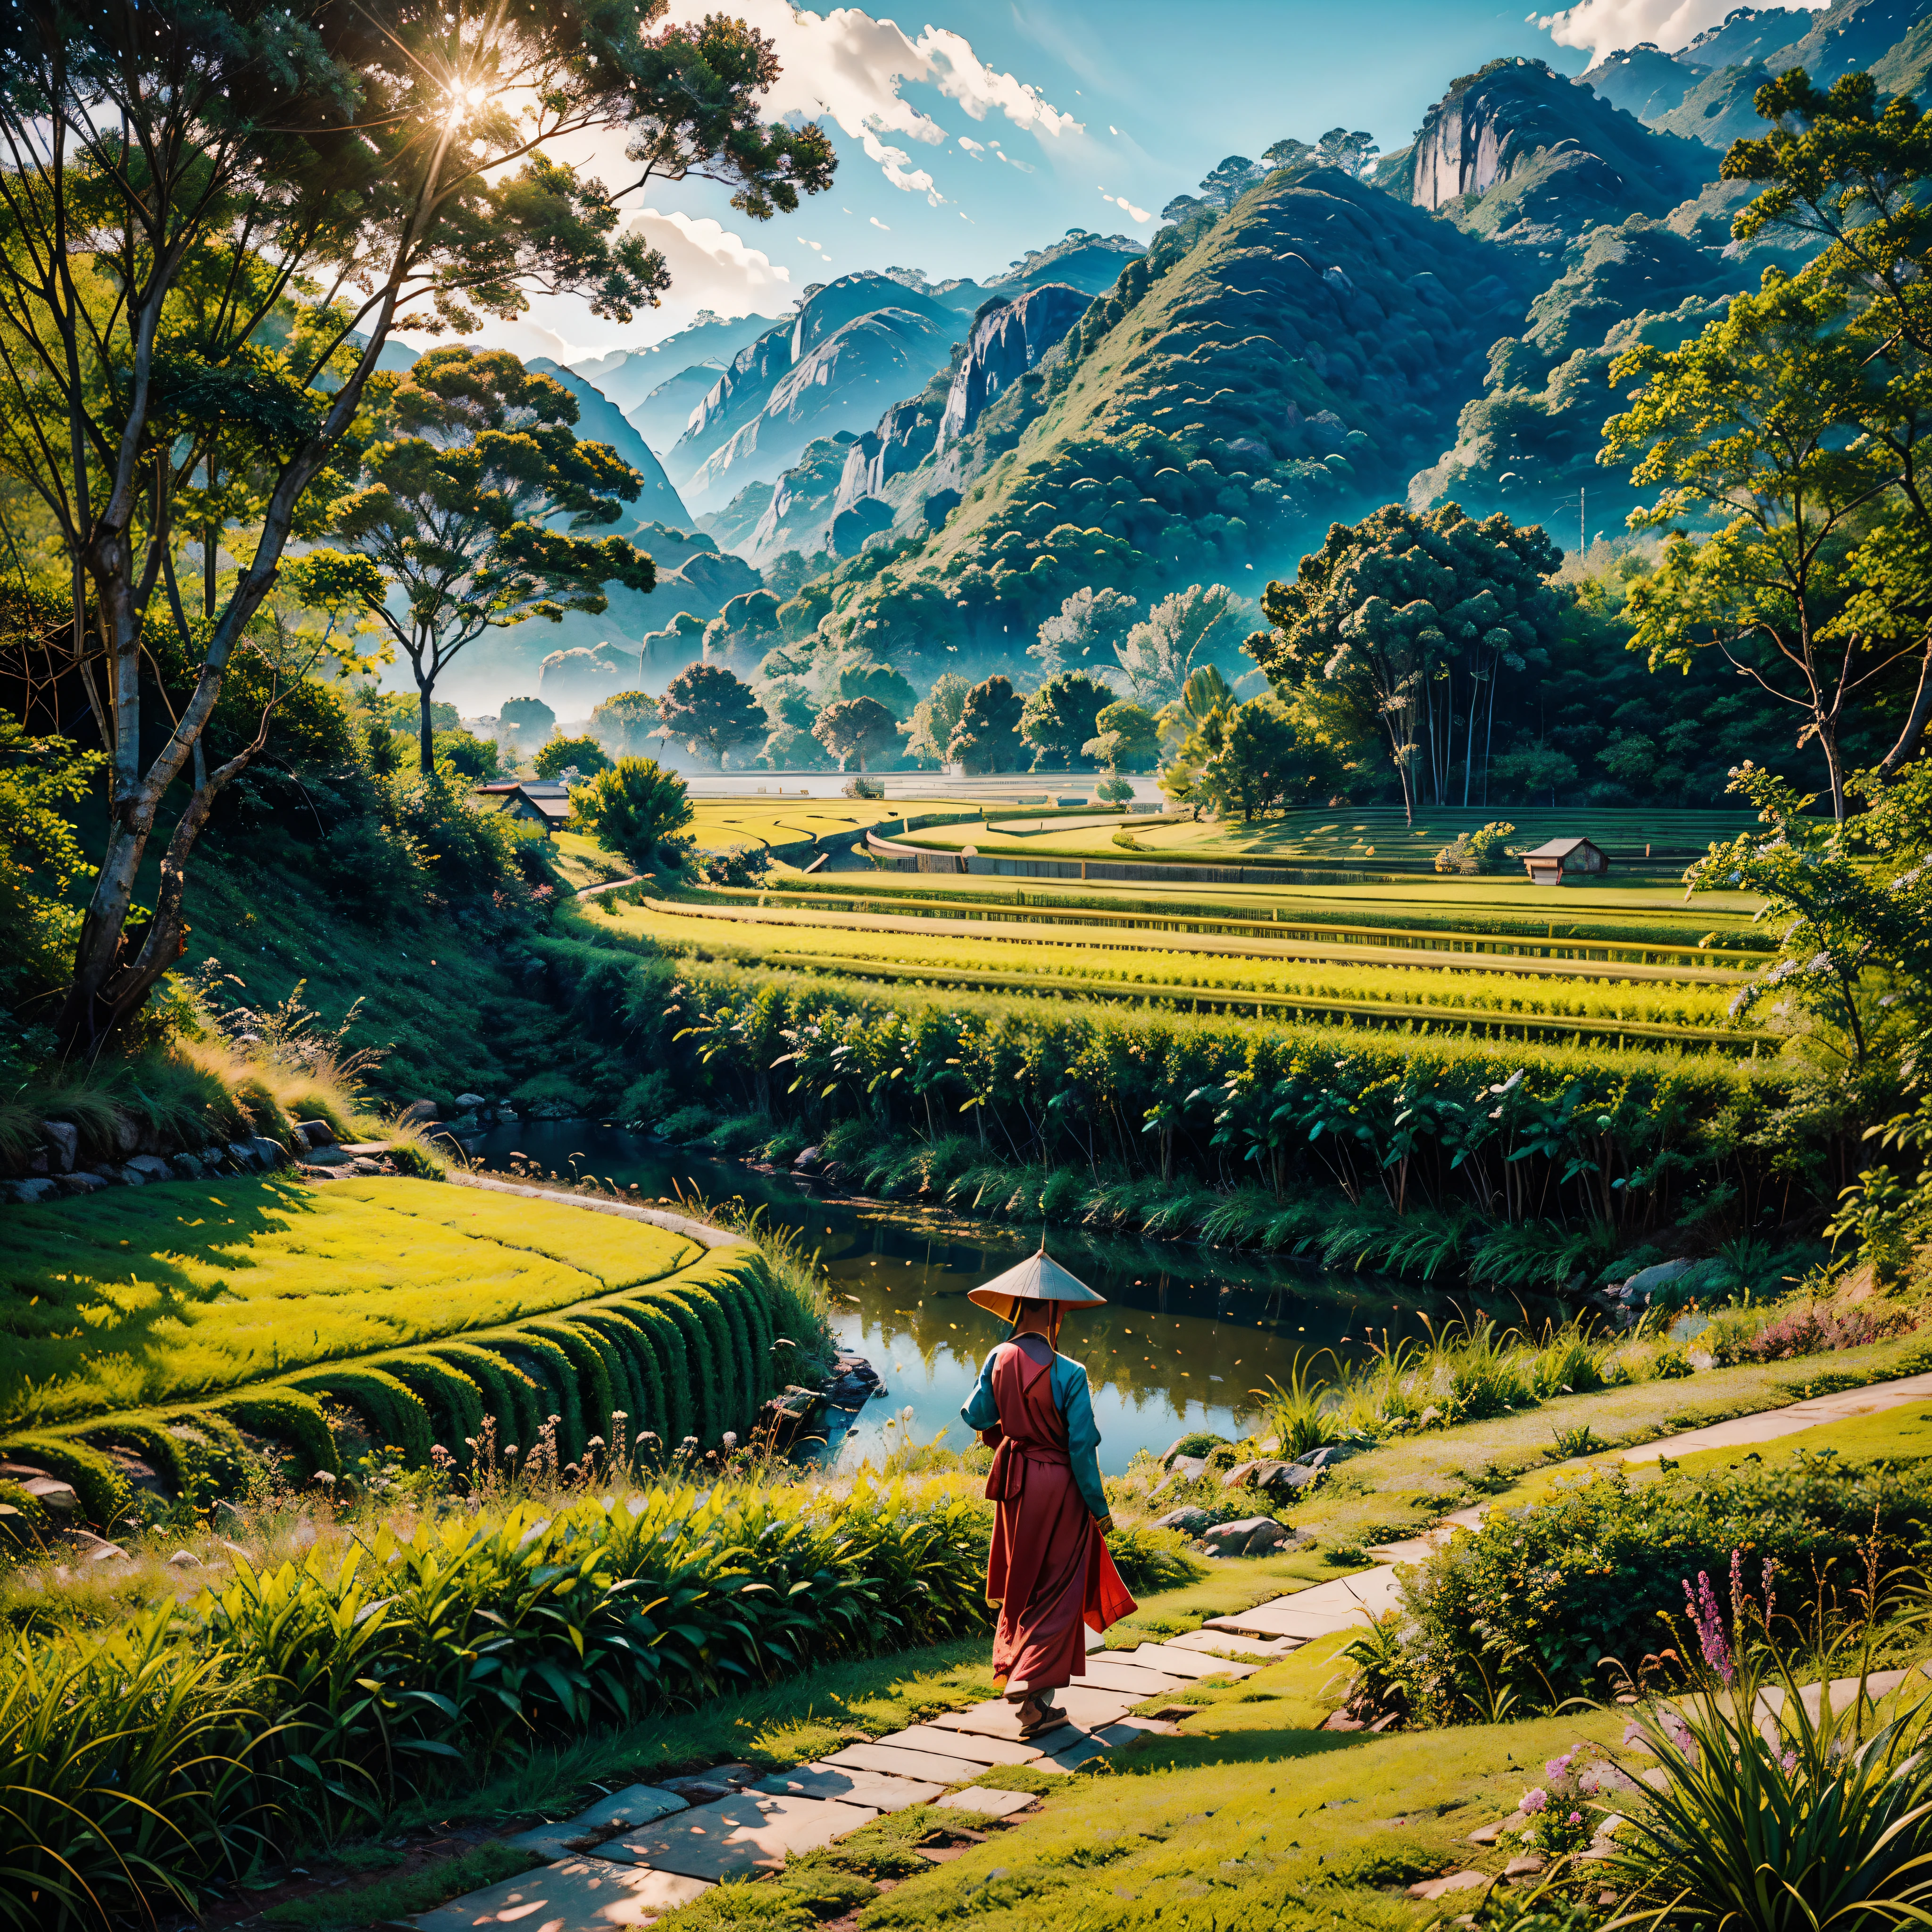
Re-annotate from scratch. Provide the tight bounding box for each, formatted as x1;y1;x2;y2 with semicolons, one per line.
1016;1700;1062;1737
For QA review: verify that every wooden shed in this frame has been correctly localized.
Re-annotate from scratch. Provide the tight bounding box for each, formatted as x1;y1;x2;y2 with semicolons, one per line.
1521;836;1608;887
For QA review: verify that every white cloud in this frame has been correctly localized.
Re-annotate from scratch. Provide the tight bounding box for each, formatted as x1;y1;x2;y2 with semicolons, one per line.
664;1;1079;200
995;149;1036;174
870;215;891;229
1109;124;1119;135
1101;191;1151;224
958;134;986;156
1534;0;1824;62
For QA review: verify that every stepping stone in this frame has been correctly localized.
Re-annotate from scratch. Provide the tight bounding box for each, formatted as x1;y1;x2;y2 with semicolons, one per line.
1113;1642;1256;1681
598;1793;878;1882
939;1786;1040;1820
1095;1718;1178;1744
935;1689;1133;1737
757;1763;943;1811
824;1740;984;1785
504;1824;599;1862
566;1785;689;1838
1203;1571;1402;1640
400;1856;710;1931
1165;1629;1300;1662
882;1724;1043;1766
1046;1733;1111;1771
1077;1656;1184;1696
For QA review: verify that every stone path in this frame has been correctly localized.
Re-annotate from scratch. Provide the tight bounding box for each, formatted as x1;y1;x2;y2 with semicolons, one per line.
399;1371;1932;1929
393;1629;1270;1932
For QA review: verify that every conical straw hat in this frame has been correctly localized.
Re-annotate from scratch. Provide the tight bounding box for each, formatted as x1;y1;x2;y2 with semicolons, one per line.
966;1245;1107;1318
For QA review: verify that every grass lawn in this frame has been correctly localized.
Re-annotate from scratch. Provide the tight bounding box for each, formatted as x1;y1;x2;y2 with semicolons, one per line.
0;1174;702;1429
549;829;635;891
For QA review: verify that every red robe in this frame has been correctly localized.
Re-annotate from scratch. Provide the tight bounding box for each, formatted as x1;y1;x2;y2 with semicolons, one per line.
980;1337;1136;1694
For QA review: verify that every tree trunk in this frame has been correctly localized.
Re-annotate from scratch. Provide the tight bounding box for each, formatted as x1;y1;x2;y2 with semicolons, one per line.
420;675;436;775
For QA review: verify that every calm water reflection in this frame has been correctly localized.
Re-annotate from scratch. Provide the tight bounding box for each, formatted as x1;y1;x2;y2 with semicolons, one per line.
468;1119;1494;1473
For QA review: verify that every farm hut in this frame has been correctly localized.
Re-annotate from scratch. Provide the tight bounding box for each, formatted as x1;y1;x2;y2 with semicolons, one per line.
473;779;572;836
1521;836;1608;886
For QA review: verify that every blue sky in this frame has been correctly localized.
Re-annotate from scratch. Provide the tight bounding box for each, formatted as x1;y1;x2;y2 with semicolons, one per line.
466;0;1798;365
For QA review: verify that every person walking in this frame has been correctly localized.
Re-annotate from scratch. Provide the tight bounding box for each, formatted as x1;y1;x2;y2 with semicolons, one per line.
961;1247;1135;1739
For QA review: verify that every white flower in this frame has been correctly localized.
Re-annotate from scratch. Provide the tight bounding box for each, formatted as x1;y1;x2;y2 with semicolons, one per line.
1809;952;1832;972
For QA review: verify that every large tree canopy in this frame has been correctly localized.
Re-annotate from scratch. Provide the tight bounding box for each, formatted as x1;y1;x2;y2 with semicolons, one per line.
1248;504;1567;823
0;0;831;1052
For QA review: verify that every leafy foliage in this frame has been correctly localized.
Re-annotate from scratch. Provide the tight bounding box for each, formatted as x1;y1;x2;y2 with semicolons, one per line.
568;758;693;868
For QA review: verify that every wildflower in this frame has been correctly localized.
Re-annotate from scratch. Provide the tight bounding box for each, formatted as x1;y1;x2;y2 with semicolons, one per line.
1567;1812;1582;1827
1684;1571;1734;1684
722;1432;738;1449
1519;1789;1549;1815
1545;1755;1573;1781
1782;1749;1798;1776
313;1470;335;1488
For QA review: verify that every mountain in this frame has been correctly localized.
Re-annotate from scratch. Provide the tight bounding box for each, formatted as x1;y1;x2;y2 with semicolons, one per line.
779;163;1531;687
676;300;960;513
523;358;690;528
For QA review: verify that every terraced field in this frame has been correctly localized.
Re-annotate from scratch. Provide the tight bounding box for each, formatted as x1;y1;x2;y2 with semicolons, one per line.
0;1175;789;1514
893;805;1761;872
598;852;1774;1053
688;798;980;857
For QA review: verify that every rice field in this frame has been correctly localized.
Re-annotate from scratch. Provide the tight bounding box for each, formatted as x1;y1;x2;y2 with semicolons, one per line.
594;845;1774;1051
687;798;978;856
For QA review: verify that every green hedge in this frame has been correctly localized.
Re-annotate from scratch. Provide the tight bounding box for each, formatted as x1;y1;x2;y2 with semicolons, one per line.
0;1433;129;1527
290;1366;434;1466
217;1389;341;1479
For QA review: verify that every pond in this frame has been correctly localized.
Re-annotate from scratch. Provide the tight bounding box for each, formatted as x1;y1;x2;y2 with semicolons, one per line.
466;1119;1504;1474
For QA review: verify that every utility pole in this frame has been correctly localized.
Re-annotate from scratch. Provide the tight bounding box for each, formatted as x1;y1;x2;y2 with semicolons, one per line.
1579;485;1585;562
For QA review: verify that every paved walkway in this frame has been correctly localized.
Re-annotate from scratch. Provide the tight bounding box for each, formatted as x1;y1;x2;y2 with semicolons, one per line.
397;1627;1290;1931
1201;1368;1932;1645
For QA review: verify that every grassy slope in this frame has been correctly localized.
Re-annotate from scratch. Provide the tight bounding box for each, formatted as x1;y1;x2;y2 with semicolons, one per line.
0;1174;700;1429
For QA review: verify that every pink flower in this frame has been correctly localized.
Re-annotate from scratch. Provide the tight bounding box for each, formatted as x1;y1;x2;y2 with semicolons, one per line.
1546;1755;1573;1780
1567;1812;1582;1827
1782;1749;1798;1776
1519;1789;1549;1815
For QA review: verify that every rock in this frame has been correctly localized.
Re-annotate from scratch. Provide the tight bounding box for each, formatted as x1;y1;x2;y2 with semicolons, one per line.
1167;1455;1210;1483
126;1155;174;1183
1202;1515;1294;1557
199;1144;231;1171
396;1099;443;1127
113;1115;140;1156
166;1549;203;1568
1640;1767;1670;1791
3;1179;58;1205
9;1475;75;1511
107;1163;143;1187
295;1118;336;1148
1223;1459;1320;1496
248;1136;285;1171
57;1171;109;1195
1613;1257;1691;1302
86;1541;129;1562
40;1122;77;1173
934;283;1091;452
1505;1854;1548;1878
1467;1822;1506;1845
1291;1444;1362;1471
657;1777;737;1804
227;1141;260;1171
1321;1709;1366;1732
454;1094;488;1112
792;1144;823;1172
1407;1871;1493;1902
301;1143;354;1167
1150;1507;1212;1536
169;1153;206;1181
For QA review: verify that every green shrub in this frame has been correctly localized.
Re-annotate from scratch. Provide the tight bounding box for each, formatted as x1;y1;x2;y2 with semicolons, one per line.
1104;1522;1208;1592
0;1432;130;1530
288;1367;433;1466
219;1389;342;1479
658;1103;717;1141
1392;1458;1932;1722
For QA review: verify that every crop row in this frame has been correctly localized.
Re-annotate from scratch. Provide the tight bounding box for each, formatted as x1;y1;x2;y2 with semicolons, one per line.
613;904;1747;1040
0;1180;800;1527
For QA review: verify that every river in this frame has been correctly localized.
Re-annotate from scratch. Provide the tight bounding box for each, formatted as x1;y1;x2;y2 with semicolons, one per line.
467;1119;1501;1474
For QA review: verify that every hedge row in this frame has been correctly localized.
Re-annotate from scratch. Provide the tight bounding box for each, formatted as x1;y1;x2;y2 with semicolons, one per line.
1;1247;785;1527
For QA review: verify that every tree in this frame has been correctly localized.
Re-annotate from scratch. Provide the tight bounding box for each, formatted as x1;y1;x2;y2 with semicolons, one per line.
1603;269;1903;821
835;660;919;718
589;691;662;758
950;676;1025;774
435;731;500;781
758;682;823;767
1248;505;1567;824
1031;587;1138;679
659;664;768;767
1263;137;1315;169
1198;698;1337;822
813;696;898;772
10;0;833;1056
500;697;556;745
1317;128;1380;177
1083;701;1161;773
533;734;611;780
1492;741;1579;805
1157;666;1237;813
1116;584;1249;706
0;713;101;1012
568;758;694;869
907;673;973;766
1021;672;1115;771
323;347;657;773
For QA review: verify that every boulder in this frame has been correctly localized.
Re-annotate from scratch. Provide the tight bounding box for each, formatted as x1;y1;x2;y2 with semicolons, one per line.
126;1155;174;1183
40;1121;77;1173
113;1115;140;1156
107;1163;144;1187
301;1143;353;1168
8;1474;75;1511
396;1099;443;1127
1222;1459;1320;1496
1611;1257;1690;1303
1150;1506;1212;1536
169;1153;206;1181
1202;1516;1294;1557
1407;1871;1493;1903
1167;1455;1210;1483
1292;1443;1362;1471
247;1136;285;1171
226;1141;261;1172
199;1144;232;1171
166;1549;203;1568
3;1178;58;1206
454;1093;489;1112
793;1144;823;1172
57;1171;109;1195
